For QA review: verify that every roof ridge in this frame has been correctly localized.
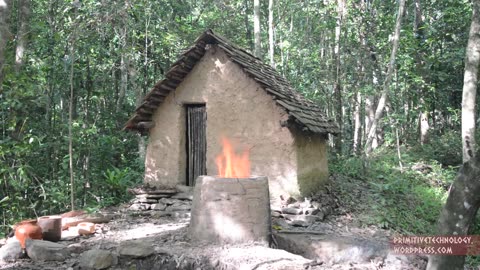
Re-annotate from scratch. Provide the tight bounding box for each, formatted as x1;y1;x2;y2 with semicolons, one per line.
124;29;339;135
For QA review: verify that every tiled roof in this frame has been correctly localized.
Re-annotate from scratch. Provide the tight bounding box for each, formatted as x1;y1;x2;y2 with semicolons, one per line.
124;29;339;135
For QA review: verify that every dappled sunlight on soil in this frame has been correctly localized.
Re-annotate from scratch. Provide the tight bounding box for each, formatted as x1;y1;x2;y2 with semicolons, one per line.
113;221;189;242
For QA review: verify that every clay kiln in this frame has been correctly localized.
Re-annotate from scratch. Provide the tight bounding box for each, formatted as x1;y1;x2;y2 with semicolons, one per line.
189;175;271;244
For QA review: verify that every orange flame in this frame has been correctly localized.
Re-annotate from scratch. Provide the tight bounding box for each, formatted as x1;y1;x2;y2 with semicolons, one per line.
215;137;250;178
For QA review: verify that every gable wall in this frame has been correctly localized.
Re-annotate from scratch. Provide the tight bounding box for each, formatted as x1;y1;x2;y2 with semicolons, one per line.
145;45;328;203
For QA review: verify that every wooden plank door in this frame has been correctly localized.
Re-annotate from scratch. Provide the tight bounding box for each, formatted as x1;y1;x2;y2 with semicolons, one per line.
186;105;206;186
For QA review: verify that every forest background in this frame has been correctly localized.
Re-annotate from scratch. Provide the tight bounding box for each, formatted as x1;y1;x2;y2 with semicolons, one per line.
0;0;476;260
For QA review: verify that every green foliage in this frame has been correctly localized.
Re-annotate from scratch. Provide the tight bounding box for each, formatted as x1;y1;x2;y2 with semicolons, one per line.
101;167;139;207
330;147;454;235
0;6;476;268
414;130;463;167
329;155;365;179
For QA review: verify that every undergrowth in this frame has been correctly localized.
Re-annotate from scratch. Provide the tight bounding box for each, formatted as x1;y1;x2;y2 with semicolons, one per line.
330;133;480;266
331;146;453;235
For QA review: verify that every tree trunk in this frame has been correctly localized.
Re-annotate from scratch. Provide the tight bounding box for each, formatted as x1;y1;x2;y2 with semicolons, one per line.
81;56;93;207
0;0;11;90
333;0;346;155
131;56;146;161
253;0;261;58
69;6;78;211
14;0;29;73
116;53;128;114
426;155;480;270
115;2;129;114
427;3;480;268
353;90;362;155
365;95;377;149
461;0;480;163
365;0;406;155
414;0;430;145
244;0;253;52
268;0;274;67
419;111;430;144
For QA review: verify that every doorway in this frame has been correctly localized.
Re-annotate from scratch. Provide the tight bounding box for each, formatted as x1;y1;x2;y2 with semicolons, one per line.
185;104;206;186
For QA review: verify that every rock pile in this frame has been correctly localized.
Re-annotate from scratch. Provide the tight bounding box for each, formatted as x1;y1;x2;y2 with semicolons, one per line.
272;189;339;228
127;184;193;216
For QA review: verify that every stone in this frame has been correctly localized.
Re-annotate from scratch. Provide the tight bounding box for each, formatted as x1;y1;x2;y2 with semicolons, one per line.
290;220;310;227
311;201;321;209
323;206;333;216
151;211;171;218
271;211;281;218
299;199;312;208
304;208;320;215
283;214;318;225
117;239;154;258
286;215;317;227
67;243;84;254
128;187;177;195
316;211;325;221
135;194;171;199
159;198;177;205
129;203;150;211
272;218;291;230
176;185;194;193
286;197;297;204
282;207;303;215
271;206;282;213
171;192;193;200
274;233;389;263
167;204;191;212
287;203;301;208
25;239;70;261
172;200;191;206
0;240;23;262
171;211;190;218
310;223;333;232
133;198;158;204
79;249;117;269
152;203;167;211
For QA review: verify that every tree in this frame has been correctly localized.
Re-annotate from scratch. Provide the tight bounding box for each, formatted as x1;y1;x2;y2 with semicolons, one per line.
426;156;480;270
461;0;480;163
414;0;430;145
0;0;11;89
333;0;346;154
268;0;274;67
253;0;261;58
115;0;130;114
14;0;29;73
427;1;480;269
364;0;406;155
68;1;79;211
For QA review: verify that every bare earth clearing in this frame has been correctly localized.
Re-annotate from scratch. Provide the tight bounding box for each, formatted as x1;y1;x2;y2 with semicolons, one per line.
0;177;428;270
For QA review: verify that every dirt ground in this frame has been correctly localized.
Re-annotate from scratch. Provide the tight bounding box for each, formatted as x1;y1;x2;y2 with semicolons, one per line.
0;175;436;270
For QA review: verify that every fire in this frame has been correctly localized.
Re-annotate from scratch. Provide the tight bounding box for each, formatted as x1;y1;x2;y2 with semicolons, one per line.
215;137;250;178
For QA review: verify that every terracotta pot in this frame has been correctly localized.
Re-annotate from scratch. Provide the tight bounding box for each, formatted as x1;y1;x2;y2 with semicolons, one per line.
15;223;43;249
37;215;62;242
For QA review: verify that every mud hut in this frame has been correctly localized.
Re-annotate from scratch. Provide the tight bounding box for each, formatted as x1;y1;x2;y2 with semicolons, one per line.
124;30;339;204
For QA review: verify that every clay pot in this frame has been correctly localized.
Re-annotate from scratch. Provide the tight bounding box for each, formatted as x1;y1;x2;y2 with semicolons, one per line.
37;215;62;242
15;223;43;249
